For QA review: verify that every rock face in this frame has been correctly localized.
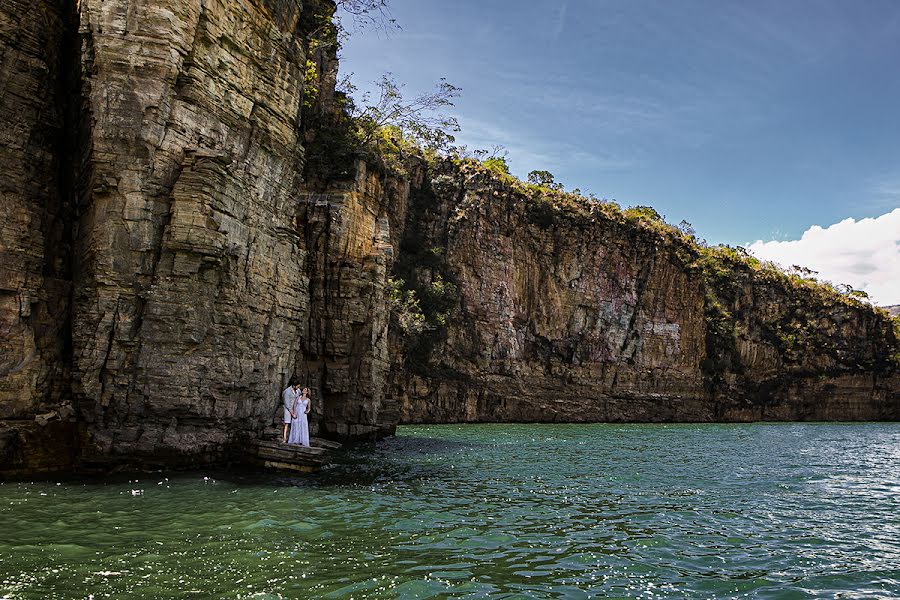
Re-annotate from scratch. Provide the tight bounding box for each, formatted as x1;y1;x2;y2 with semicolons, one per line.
71;0;328;465
0;0;78;473
0;1;897;476
388;163;899;424
1;0;404;473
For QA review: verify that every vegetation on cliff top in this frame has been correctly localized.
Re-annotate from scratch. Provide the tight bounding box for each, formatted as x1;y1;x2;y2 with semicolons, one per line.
445;157;899;374
316;2;892;322
308;1;898;373
300;0;461;179
457;156;888;311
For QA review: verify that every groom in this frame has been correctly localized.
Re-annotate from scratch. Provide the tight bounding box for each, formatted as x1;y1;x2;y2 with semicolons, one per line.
281;377;301;443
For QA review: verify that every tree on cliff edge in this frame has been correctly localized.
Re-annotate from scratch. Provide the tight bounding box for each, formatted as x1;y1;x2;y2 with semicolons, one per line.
336;0;396;31
343;73;461;153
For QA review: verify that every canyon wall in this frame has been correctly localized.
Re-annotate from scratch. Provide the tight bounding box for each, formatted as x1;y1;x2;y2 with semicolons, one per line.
389;163;899;424
0;1;897;475
1;0;405;474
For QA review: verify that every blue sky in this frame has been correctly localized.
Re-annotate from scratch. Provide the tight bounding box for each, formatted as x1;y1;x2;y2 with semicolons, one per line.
338;1;900;303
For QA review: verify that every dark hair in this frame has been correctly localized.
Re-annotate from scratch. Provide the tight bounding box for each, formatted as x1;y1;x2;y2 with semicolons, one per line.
288;376;300;387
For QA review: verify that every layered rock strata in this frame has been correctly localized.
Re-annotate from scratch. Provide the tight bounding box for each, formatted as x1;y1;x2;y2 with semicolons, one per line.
1;0;404;473
0;1;897;476
389;163;899;423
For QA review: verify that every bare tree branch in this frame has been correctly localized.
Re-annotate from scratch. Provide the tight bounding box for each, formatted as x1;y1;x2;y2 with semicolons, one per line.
343;73;461;152
335;0;398;33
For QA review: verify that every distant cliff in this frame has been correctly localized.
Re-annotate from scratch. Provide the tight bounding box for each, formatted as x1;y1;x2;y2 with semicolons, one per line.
387;161;899;423
1;0;897;476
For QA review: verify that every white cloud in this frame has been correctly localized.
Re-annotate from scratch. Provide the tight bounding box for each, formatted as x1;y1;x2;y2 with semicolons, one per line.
748;208;900;306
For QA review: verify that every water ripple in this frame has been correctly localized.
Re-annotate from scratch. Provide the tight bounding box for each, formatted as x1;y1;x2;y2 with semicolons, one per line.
1;423;898;598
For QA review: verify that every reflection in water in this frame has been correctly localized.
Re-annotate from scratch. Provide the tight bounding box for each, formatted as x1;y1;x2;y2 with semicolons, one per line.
1;423;898;598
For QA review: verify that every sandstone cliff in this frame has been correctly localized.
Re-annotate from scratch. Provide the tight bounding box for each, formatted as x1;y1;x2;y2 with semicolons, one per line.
1;0;406;474
388;161;899;424
1;0;897;476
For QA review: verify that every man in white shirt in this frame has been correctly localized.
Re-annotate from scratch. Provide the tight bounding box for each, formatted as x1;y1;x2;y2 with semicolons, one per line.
281;377;300;443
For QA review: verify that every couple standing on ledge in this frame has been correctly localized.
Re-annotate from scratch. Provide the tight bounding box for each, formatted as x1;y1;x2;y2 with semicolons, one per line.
282;378;312;447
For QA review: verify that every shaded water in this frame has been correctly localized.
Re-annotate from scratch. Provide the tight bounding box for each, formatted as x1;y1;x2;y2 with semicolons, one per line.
1;423;899;598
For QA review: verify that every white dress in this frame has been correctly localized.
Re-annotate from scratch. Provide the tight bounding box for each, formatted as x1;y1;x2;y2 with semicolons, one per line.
287;397;310;447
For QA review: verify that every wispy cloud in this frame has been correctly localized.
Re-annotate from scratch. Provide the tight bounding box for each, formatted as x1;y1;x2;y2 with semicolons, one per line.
849;174;900;214
552;2;568;42
871;179;900;199
487;65;768;146
455;115;638;181
749;209;900;305
529;88;669;136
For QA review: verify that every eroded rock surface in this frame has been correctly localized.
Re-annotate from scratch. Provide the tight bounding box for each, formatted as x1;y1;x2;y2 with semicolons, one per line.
71;0;313;462
1;0;403;472
0;1;897;476
389;163;899;423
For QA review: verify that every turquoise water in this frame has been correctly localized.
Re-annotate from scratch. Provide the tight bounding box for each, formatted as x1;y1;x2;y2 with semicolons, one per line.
1;423;899;599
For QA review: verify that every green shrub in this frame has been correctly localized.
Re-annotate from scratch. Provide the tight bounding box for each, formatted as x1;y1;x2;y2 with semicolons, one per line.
623;205;664;223
388;277;425;335
302;59;320;111
483;156;510;175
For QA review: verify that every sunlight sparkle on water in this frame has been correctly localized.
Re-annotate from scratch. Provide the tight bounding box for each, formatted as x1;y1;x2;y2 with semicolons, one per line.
0;423;898;598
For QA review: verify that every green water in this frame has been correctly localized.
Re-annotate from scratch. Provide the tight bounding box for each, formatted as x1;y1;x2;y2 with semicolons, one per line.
1;424;898;599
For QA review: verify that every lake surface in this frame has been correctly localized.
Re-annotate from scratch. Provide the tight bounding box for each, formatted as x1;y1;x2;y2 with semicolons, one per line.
1;423;898;598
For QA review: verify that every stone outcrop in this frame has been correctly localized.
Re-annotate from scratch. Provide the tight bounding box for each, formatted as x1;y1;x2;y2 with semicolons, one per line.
388;162;899;424
0;0;897;476
70;0;315;465
1;0;405;474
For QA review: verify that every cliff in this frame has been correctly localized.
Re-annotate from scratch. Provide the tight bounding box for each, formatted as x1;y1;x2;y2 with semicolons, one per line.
1;0;405;474
1;1;897;476
387;162;899;423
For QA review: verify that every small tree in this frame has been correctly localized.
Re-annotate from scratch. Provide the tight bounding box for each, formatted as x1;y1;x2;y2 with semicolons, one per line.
335;0;397;32
790;265;818;279
347;73;461;153
678;220;696;238
388;277;426;334
836;283;869;300
527;170;554;186
527;170;562;190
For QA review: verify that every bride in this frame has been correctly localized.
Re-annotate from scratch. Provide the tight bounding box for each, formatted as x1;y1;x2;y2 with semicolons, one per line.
287;387;312;447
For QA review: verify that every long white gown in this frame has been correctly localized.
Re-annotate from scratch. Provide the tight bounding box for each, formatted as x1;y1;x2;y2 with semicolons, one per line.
287;397;310;447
